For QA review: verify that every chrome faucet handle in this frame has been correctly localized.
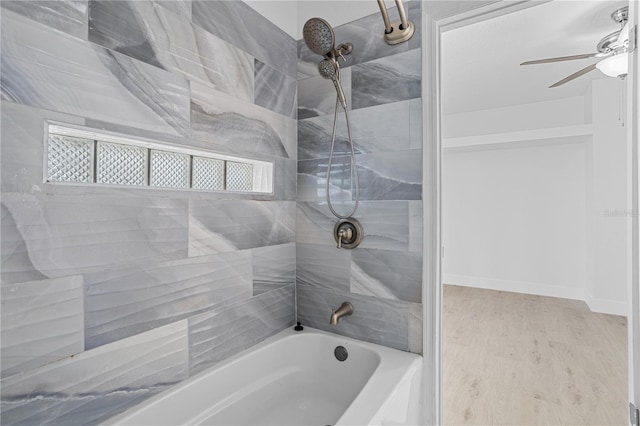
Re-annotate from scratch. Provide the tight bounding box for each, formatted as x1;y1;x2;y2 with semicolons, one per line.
336;228;351;249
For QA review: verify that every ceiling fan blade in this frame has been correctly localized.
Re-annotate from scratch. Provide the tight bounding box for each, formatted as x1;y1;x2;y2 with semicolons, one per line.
549;63;598;88
521;53;597;65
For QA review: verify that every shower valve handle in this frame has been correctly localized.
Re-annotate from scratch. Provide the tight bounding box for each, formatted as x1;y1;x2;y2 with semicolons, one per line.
336;227;352;249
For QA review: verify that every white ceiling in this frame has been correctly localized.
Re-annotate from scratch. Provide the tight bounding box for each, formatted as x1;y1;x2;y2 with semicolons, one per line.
442;0;628;115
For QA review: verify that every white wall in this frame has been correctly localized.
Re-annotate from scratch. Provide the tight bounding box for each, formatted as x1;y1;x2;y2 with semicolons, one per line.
244;1;298;39
586;78;628;314
443;141;589;300
443;97;586;138
443;79;628;316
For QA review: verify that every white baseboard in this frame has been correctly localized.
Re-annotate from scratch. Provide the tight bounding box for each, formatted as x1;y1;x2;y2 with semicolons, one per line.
443;274;627;317
584;294;628;317
443;274;585;301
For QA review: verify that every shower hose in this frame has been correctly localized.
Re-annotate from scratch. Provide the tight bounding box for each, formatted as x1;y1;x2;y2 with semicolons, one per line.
326;70;360;219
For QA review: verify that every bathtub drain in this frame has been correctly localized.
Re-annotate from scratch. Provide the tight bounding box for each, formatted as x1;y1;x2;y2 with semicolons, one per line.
334;346;348;361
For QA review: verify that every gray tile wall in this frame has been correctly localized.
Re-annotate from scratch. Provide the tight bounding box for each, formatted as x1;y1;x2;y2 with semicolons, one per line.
1;0;424;423
0;1;296;424
296;1;423;353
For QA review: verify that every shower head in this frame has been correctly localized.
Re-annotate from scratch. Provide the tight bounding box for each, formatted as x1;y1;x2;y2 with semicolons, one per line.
304;18;350;110
303;17;335;56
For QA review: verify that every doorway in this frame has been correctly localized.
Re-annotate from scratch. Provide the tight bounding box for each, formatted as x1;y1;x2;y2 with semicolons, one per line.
422;0;638;424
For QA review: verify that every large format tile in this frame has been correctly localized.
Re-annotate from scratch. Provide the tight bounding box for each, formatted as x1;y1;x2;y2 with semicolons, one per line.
84;251;253;349
189;200;295;257
1;103;85;194
89;1;254;102
298;98;421;160
296;200;421;252
255;59;297;119
296;164;357;205
351;248;422;303
273;157;297;201
297;68;352;119
192;0;296;78
189;285;295;375
156;0;192;18
1;0;88;40
1;192;188;284
296;243;351;292
298;150;422;201
252;243;296;295
0;321;189;426
1;276;84;379
190;82;296;160
355;150;422;200
297;115;361;162
351;49;421;110
1;10;190;137
296;202;351;247
296;283;411;351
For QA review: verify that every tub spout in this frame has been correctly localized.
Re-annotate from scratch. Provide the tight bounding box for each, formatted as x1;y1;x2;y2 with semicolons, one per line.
329;302;353;325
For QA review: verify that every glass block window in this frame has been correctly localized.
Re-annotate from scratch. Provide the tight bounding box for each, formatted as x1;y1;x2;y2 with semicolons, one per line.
45;124;272;194
47;135;94;183
97;142;147;186
192;156;225;191
150;150;190;188
226;161;253;192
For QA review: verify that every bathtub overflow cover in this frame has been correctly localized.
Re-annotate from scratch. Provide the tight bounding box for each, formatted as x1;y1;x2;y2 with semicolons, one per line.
334;346;348;362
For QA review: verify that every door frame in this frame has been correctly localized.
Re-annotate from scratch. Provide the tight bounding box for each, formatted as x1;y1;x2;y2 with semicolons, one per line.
421;0;639;424
627;0;639;420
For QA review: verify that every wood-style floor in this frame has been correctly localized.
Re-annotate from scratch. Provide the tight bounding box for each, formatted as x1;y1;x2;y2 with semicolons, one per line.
443;285;628;425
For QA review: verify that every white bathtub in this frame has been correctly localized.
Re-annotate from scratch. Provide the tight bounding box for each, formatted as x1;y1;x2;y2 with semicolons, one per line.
105;327;423;426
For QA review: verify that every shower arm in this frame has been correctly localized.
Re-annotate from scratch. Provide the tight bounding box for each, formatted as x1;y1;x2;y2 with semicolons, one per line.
377;0;393;34
395;0;408;29
376;0;415;45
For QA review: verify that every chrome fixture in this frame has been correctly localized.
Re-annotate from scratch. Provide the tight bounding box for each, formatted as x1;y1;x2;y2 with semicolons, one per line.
377;0;414;45
334;218;363;249
303;18;363;244
330;302;354;325
302;17;353;110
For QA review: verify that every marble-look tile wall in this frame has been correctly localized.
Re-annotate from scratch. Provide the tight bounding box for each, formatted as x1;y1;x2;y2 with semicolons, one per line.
0;1;296;424
296;1;423;353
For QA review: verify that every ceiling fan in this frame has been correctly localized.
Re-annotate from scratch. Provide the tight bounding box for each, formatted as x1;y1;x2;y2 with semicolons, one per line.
521;6;629;88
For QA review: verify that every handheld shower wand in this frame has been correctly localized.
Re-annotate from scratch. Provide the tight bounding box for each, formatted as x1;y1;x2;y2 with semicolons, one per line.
318;59;347;110
303;18;360;221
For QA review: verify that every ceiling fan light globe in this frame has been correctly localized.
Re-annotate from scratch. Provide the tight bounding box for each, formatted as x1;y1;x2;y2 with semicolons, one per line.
596;53;628;78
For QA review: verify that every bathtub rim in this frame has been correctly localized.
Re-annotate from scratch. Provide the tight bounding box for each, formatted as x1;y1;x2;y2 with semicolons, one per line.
104;326;422;426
